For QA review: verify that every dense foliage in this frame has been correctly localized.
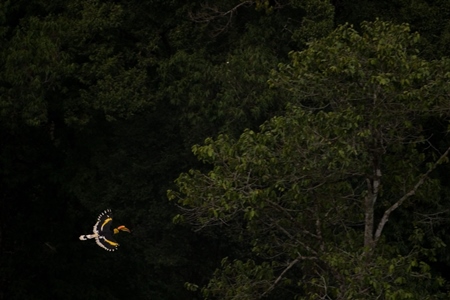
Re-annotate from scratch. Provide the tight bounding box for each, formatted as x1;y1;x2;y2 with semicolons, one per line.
2;0;450;299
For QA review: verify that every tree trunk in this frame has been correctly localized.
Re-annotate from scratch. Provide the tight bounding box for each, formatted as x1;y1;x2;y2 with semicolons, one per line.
364;158;381;249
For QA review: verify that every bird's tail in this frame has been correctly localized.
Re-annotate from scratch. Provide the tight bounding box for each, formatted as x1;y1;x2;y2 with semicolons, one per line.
79;234;96;240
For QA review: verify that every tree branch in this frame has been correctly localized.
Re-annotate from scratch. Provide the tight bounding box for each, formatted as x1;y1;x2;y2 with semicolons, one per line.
188;1;253;36
373;145;450;246
261;254;316;297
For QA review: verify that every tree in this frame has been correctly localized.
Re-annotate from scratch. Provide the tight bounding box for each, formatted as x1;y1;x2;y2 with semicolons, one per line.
157;0;335;145
169;20;450;299
0;0;337;298
0;0;153;130
333;0;450;59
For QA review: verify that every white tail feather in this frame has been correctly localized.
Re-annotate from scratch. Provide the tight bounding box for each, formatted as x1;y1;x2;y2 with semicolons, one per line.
79;234;97;240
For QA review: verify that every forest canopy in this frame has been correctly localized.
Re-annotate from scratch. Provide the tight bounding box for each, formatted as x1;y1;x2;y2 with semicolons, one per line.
2;1;450;299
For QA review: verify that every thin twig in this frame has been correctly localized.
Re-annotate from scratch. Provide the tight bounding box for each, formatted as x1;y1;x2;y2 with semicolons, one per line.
261;255;304;297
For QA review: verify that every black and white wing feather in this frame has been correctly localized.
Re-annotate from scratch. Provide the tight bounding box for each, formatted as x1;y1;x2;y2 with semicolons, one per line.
93;209;119;251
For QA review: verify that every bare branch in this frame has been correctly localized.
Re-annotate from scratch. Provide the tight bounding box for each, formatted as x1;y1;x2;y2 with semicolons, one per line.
188;1;253;36
414;210;449;226
266;199;321;240
261;254;316;297
189;1;287;36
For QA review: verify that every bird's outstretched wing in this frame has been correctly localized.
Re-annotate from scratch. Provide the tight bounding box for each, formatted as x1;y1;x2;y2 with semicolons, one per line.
93;209;120;251
95;234;119;251
93;209;113;234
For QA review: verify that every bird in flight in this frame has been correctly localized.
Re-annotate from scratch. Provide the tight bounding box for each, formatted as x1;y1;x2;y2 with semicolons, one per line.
79;209;130;251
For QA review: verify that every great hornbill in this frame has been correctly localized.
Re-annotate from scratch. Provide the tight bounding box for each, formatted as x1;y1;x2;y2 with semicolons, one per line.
79;209;130;251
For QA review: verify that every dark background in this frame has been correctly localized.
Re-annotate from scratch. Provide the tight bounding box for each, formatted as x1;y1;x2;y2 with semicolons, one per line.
2;0;450;299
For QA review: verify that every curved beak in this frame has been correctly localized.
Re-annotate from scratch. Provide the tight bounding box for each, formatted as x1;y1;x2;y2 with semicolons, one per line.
117;225;131;233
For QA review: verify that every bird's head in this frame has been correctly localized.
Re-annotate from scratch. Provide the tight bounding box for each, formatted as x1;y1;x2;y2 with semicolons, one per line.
117;225;131;233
